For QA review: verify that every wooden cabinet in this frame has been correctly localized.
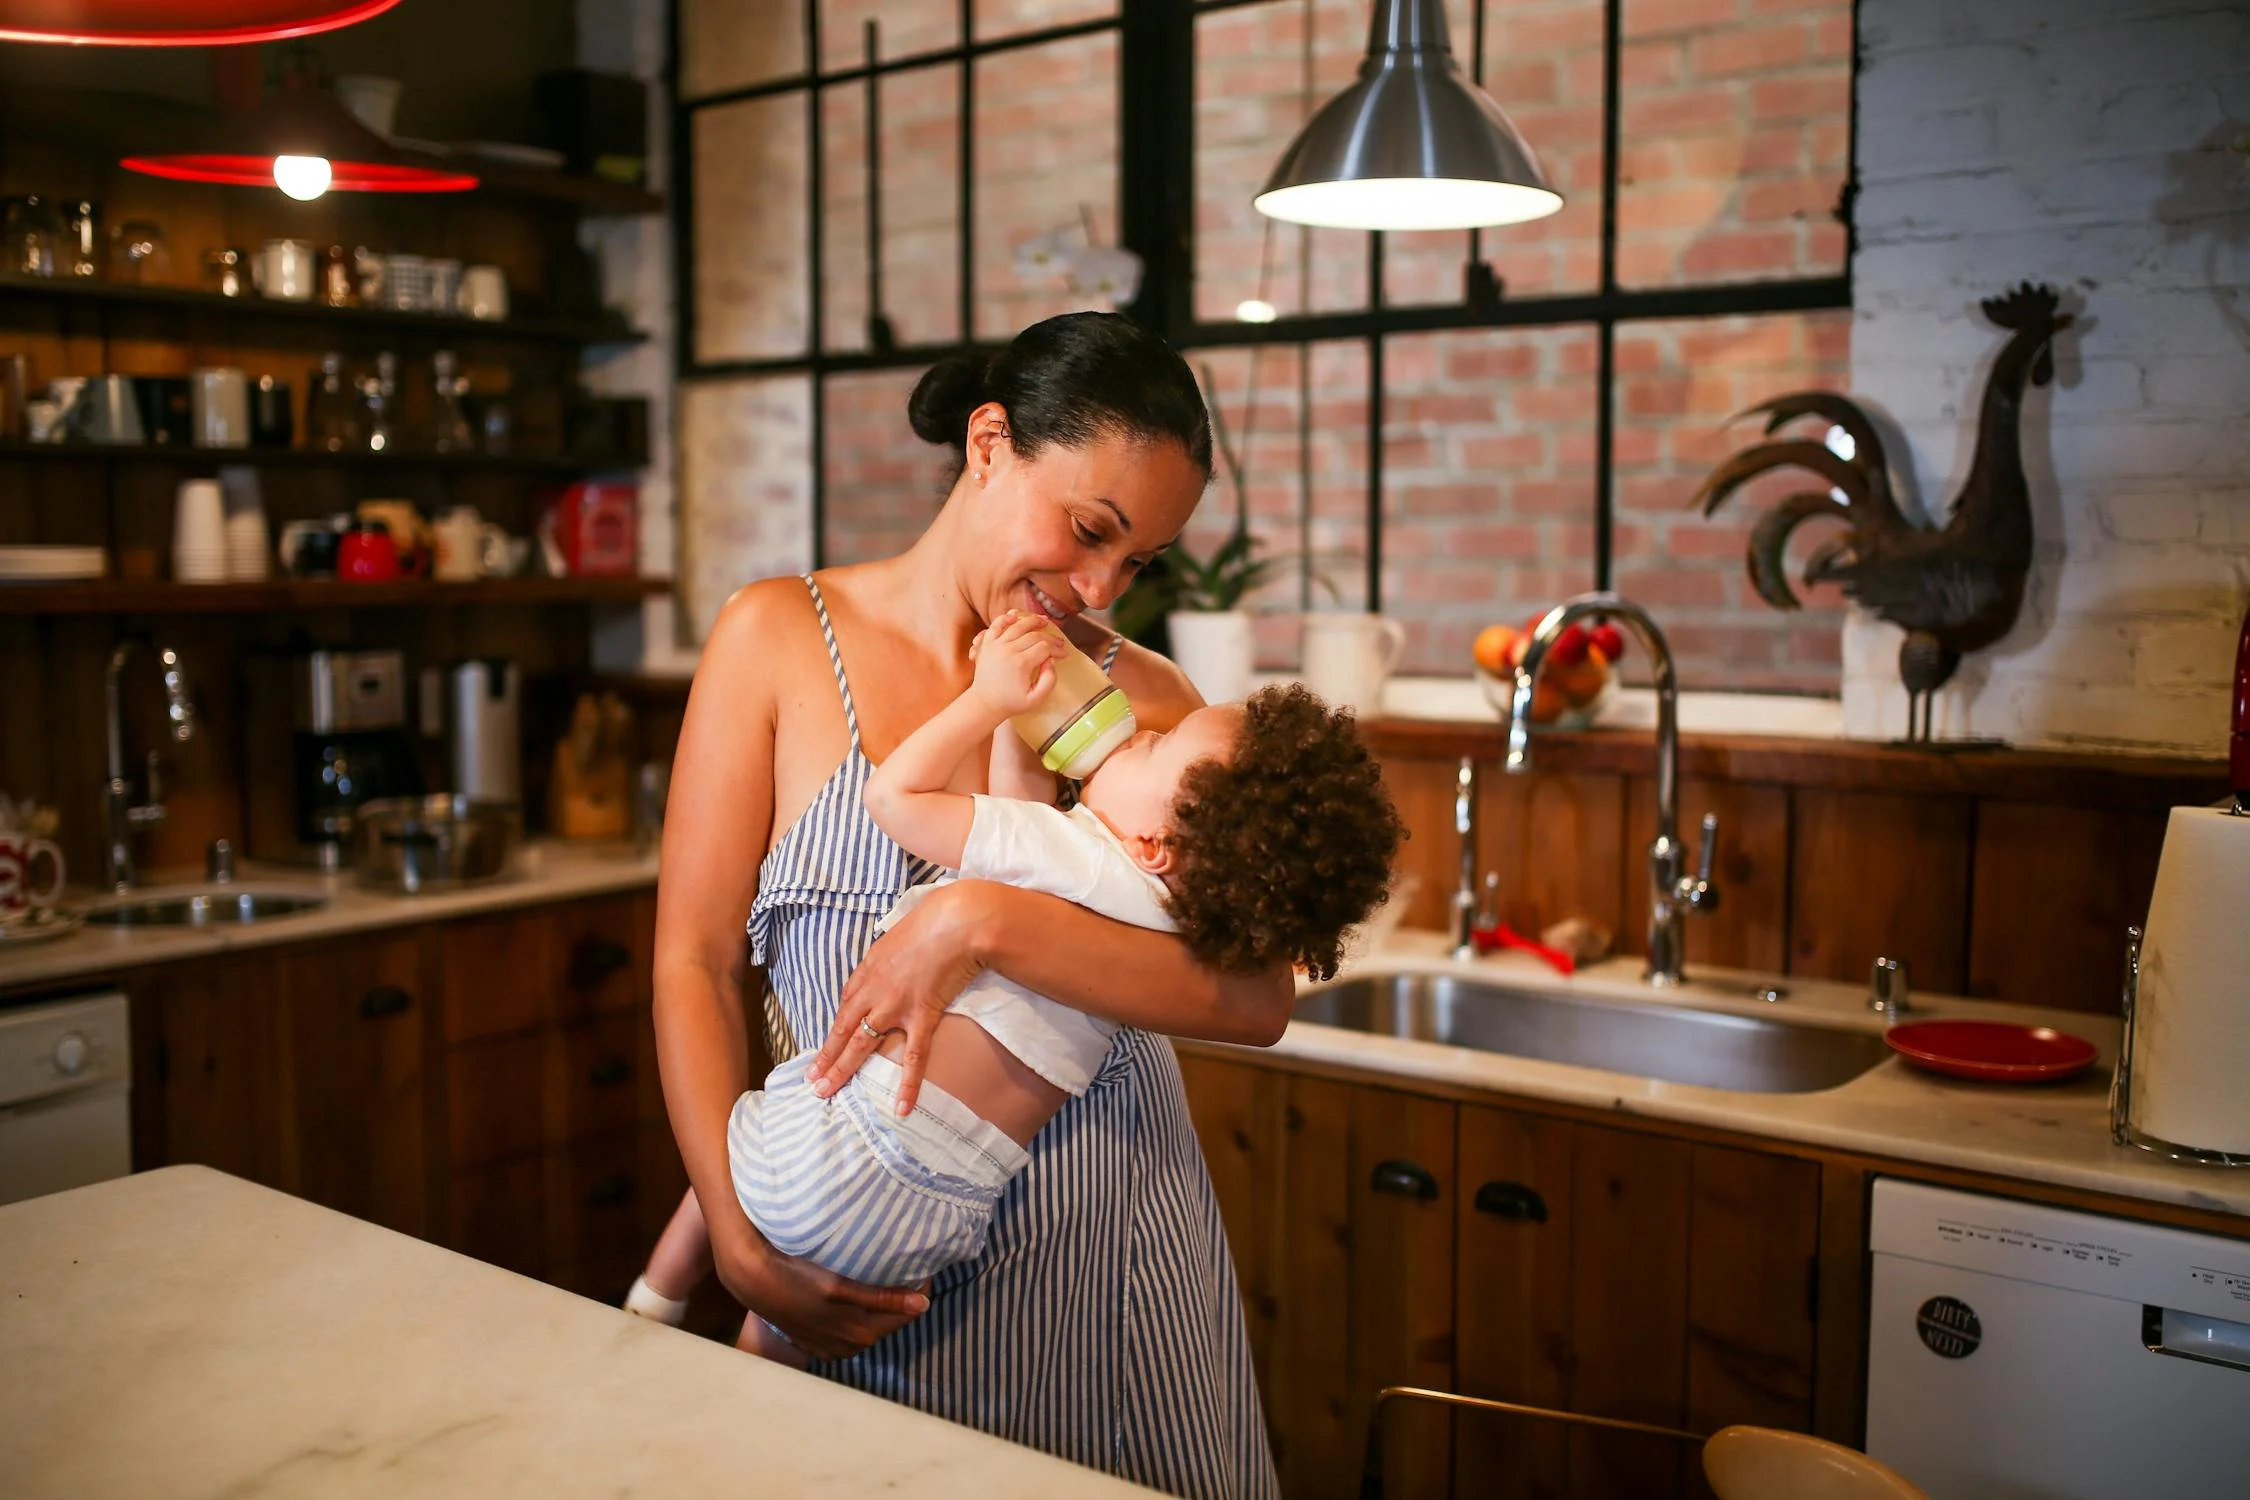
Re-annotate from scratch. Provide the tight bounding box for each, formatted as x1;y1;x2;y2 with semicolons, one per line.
128;889;683;1302
428;892;680;1289
136;930;428;1238
1180;1055;1822;1500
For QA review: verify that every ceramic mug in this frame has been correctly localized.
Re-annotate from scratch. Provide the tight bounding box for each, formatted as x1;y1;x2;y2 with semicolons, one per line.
432;505;509;581
458;264;509;321
1301;613;1408;717
0;832;65;917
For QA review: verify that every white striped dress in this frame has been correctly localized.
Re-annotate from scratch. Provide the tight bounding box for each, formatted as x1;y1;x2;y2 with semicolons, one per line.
744;577;1279;1500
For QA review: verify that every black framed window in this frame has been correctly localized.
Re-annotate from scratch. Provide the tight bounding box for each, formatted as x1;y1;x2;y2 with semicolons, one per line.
671;0;1856;689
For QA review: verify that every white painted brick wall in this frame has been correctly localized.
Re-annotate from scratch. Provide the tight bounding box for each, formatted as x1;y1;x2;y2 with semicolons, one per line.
1846;0;2250;754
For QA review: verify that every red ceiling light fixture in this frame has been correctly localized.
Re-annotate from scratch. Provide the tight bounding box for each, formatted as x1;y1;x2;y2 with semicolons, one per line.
0;1;401;47
120;70;478;198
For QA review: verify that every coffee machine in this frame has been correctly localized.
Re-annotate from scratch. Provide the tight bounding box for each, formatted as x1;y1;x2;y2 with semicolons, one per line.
244;649;424;870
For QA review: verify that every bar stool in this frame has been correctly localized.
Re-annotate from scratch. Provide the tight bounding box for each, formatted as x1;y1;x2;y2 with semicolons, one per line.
1360;1386;1927;1500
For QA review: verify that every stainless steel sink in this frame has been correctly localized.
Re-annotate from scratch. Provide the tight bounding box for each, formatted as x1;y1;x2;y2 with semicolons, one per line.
1293;971;1893;1094
85;891;327;927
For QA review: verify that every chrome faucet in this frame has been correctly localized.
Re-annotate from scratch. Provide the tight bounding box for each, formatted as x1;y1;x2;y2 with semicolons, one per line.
104;640;196;892
1503;593;1718;987
1450;756;1479;959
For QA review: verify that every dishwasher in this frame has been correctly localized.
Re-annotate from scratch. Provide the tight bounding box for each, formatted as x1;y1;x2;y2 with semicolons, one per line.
0;991;131;1207
1866;1178;2250;1498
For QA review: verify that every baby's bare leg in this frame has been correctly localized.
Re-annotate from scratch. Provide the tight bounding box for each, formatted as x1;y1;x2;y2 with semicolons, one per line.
624;1188;713;1323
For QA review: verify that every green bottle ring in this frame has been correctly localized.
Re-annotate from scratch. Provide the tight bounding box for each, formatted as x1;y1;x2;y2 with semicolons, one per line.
1039;687;1134;775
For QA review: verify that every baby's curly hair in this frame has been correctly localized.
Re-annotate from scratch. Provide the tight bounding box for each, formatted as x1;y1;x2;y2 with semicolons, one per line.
1161;684;1405;981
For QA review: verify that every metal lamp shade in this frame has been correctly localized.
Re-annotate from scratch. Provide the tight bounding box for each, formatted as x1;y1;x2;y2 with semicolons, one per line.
1255;0;1561;232
121;73;477;195
0;1;400;46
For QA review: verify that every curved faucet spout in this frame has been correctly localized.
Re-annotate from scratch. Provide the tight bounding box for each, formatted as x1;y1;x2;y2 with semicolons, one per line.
1503;592;1709;986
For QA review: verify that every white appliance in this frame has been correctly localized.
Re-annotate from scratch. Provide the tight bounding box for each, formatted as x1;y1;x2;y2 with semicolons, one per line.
0;991;131;1206
1867;1178;2250;1499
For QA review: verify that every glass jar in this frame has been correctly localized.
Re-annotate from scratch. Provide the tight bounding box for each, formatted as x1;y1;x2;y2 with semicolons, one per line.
5;195;62;278
1007;625;1137;779
61;200;100;278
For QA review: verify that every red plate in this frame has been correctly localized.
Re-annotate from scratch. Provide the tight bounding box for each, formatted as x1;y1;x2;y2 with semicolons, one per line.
1885;1019;2099;1083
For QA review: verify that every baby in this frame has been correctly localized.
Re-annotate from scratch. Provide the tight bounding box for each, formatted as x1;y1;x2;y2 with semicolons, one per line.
627;612;1403;1347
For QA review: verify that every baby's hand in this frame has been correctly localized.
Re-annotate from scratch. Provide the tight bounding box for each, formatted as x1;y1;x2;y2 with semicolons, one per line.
970;610;1062;715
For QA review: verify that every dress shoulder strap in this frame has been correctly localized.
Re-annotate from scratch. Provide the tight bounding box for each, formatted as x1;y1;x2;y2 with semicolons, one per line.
1100;632;1124;673
802;574;862;753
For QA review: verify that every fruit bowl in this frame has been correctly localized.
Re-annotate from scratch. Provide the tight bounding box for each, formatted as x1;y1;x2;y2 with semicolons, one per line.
1475;666;1616;730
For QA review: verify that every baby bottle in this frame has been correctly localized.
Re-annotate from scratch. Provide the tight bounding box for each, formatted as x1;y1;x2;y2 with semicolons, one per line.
1007;625;1138;779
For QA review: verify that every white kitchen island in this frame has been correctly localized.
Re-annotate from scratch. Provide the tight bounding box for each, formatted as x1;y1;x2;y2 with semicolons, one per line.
0;1166;1154;1498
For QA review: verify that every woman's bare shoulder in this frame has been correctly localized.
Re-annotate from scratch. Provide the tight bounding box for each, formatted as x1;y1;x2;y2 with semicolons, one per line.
692;577;822;707
1105;635;1204;732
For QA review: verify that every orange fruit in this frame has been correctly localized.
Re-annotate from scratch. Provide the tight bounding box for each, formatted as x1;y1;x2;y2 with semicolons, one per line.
1471;623;1517;675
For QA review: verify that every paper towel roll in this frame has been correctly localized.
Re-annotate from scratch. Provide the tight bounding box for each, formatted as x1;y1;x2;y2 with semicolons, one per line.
2131;806;2250;1156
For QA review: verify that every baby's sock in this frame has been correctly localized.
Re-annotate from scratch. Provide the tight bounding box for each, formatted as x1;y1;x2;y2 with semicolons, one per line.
623;1274;689;1326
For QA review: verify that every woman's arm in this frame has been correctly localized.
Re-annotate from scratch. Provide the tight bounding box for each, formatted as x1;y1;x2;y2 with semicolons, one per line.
654;582;927;1360
810;880;1292;1110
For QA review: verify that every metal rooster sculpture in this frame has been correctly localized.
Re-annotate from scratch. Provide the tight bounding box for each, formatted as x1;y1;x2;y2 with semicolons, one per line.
1691;283;2074;742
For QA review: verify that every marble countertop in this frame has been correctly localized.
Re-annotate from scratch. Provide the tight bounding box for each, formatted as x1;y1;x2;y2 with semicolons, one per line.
0;1166;1152;1498
1225;930;2250;1223
0;841;660;997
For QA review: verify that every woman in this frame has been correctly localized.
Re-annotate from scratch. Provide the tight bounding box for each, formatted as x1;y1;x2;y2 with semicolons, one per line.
653;312;1286;1499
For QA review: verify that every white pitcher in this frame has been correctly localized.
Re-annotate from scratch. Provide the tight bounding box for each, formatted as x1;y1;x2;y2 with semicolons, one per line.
1301;613;1406;716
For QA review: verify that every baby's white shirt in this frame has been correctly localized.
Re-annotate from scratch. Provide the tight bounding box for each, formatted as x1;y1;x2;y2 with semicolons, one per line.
876;795;1173;1095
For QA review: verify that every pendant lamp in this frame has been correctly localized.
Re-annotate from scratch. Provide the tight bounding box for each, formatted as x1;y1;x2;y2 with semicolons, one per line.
1256;0;1561;232
0;1;400;46
121;70;477;198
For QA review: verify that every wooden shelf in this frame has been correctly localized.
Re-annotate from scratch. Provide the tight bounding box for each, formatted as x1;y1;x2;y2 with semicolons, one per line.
1362;716;2229;810
0;441;641;474
0;275;647;347
0;577;669;614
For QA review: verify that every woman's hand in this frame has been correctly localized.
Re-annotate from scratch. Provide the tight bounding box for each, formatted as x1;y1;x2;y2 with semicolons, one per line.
707;1199;929;1366
808;879;992;1113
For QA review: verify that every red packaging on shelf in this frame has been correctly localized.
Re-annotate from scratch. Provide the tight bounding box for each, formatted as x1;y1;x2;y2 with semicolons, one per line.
539;481;638;578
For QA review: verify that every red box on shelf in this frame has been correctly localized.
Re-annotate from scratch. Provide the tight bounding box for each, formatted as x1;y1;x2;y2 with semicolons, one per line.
539;482;638;577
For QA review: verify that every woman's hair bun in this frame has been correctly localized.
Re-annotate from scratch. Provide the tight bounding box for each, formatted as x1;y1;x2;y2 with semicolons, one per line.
907;353;994;445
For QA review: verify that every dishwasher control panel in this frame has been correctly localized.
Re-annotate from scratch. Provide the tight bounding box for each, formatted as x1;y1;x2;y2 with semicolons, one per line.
0;991;128;1111
1870;1177;2250;1320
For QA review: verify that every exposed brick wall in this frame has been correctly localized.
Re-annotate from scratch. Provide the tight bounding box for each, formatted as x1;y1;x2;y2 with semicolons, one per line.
824;368;952;566
665;0;1860;695
1848;0;2250;753
1612;310;1852;691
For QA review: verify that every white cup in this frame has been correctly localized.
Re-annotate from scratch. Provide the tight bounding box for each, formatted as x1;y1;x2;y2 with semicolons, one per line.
0;833;65;918
191;367;248;448
1301;613;1408;717
459;264;509;321
253;239;318;302
173;479;227;582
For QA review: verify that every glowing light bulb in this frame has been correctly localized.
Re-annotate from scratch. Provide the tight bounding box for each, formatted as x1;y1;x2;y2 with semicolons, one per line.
1235;298;1277;324
274;155;332;201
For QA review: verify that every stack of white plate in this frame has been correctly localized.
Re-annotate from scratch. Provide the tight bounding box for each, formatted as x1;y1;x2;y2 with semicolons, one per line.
0;546;107;583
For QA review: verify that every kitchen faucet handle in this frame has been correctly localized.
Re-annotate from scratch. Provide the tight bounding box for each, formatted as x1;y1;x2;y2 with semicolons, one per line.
1675;811;1720;912
1477;871;1500;930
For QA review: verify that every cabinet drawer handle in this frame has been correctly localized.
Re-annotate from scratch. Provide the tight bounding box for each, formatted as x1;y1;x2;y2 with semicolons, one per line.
359;985;412;1019
568;939;632;992
1473;1181;1548;1224
587;1056;632;1087
1370;1159;1439;1201
588;1173;634;1206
